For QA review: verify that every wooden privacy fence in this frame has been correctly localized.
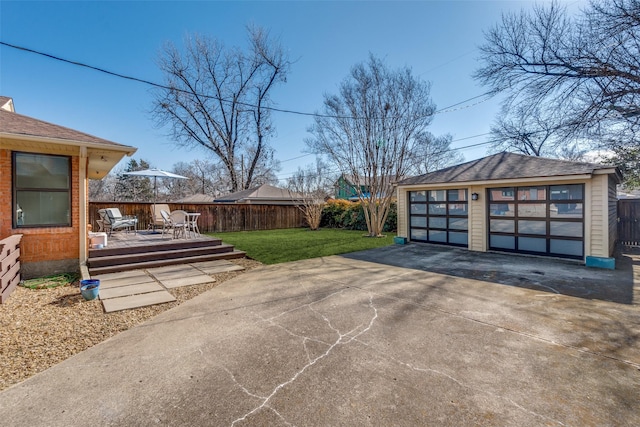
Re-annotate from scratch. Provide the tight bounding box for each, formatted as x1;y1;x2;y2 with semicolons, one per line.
89;202;306;233
1;234;22;303
618;199;640;246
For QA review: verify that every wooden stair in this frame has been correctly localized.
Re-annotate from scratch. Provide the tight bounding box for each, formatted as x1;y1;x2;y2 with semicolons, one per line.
87;238;245;275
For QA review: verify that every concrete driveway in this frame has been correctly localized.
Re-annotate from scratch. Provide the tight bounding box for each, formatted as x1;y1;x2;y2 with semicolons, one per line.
1;246;639;426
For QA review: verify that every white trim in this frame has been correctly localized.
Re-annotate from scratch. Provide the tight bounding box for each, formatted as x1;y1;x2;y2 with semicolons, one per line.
0;132;137;154
398;174;594;190
79;147;88;266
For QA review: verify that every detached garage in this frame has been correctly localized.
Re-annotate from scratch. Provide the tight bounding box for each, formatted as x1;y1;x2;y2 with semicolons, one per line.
396;153;622;267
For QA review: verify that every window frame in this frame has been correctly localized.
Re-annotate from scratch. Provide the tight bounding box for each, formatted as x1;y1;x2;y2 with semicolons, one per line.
12;151;72;228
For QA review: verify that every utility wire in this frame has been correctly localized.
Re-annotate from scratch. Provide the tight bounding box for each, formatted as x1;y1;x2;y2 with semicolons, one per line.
0;40;496;120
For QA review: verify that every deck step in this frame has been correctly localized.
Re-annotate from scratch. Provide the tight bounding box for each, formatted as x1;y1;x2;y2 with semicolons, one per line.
88;250;246;275
87;244;236;268
89;237;224;258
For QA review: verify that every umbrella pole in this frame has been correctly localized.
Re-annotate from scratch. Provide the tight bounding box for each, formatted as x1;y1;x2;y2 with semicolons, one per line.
151;176;158;233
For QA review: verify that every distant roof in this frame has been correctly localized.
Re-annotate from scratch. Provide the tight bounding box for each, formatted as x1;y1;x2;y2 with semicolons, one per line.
0;107;133;150
215;184;299;204
399;152;621;186
340;174;368;186
174;194;215;203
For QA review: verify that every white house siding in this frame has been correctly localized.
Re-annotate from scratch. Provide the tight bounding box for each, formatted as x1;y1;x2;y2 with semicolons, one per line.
608;175;618;256
589;174;607;258
469;185;486;252
397;187;408;238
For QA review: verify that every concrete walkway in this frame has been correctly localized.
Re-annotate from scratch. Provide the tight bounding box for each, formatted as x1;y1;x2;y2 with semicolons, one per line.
95;260;245;312
1;249;639;426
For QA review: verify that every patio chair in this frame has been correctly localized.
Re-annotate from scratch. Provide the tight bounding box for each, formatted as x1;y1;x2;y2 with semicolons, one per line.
169;210;189;239
97;208;138;237
149;204;171;232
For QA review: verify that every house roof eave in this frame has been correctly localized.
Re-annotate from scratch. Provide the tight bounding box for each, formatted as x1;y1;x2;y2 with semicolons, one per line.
0;131;137;155
396;173;596;189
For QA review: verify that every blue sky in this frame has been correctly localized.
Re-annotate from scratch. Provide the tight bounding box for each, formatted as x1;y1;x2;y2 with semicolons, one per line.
0;1;583;183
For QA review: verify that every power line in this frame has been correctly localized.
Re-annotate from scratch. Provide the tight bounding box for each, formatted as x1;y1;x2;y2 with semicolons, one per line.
1;40;496;120
273;138;497;182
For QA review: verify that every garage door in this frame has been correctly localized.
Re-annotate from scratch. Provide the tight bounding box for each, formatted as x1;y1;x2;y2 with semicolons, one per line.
488;184;584;259
409;189;468;246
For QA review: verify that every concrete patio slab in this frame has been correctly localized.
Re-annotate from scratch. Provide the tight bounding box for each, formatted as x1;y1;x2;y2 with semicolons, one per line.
101;290;176;313
99;282;165;300
192;260;245;275
147;265;205;280
95;273;157;289
92;269;150;282
161;274;215;289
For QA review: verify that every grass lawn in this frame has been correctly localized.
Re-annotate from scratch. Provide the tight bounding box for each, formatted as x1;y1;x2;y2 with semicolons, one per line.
210;228;395;264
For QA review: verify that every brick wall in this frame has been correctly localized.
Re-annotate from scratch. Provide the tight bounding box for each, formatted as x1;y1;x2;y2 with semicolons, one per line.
0;149;80;276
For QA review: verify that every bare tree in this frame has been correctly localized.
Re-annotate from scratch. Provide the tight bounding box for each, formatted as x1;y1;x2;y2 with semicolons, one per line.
603;142;640;188
89;173;117;202
286;160;332;230
152;26;289;192
307;54;436;237
411;132;464;175
167;159;219;200
488;106;585;160
474;0;640;166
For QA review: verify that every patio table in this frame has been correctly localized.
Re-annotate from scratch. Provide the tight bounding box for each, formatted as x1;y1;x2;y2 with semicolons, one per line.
187;213;201;238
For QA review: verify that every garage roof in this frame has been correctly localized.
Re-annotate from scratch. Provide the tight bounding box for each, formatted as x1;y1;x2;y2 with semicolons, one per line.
399;152;621;185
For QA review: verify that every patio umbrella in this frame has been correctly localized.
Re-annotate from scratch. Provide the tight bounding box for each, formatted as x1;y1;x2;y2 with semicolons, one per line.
123;168;188;230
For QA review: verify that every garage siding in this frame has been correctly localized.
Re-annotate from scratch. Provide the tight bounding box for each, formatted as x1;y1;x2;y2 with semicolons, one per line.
608;175;618;256
397;187;408;238
469;185;485;252
590;175;606;257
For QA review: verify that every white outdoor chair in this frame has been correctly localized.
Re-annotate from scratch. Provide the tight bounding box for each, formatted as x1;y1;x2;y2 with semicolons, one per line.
169;210;189;239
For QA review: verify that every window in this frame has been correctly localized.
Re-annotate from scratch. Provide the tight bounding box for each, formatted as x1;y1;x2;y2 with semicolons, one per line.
13;152;71;227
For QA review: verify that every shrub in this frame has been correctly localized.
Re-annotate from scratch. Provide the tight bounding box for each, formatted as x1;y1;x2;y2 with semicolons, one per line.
321;199;397;232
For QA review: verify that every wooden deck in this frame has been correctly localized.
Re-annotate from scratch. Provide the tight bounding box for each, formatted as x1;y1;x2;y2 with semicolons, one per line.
88;230;245;275
101;229;217;249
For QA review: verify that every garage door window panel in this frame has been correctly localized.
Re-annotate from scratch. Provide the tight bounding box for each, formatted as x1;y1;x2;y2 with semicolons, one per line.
551;203;583;218
491;235;515;249
518;237;547;253
518;187;547;200
490;219;515;233
428;203;446;215
518;220;546;235
449;232;468;245
518;203;546;217
411;204;427;215
490;203;515;216
429;217;447;229
410;216;427;228
550;221;583;237
550;239;583;257
449;217;468;230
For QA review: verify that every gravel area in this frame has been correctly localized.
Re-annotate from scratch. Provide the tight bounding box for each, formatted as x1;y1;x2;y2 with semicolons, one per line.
0;258;261;391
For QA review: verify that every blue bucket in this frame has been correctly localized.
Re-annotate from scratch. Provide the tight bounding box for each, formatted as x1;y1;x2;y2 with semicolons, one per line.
80;279;100;301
